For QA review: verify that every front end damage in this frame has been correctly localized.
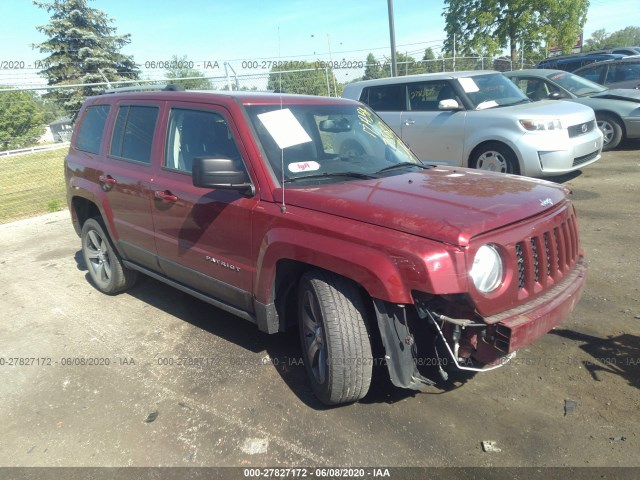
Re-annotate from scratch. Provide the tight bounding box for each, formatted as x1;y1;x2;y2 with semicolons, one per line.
373;257;587;388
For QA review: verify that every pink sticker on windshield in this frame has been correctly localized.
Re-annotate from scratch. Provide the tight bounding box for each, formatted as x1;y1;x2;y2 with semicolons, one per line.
288;161;321;173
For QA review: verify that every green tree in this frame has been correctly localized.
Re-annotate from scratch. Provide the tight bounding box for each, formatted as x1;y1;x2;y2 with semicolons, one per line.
443;0;588;62
165;55;213;90
605;26;640;48
363;53;386;80
0;90;45;150
267;62;337;96
585;26;640;51
394;52;422;76
584;28;609;50
33;0;139;117
543;0;589;53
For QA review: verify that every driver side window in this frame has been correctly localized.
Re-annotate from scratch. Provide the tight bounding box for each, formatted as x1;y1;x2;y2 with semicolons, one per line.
164;108;244;173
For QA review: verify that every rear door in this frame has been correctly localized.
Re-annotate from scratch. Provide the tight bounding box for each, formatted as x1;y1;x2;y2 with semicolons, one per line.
399;80;466;164
100;102;160;270
150;103;258;312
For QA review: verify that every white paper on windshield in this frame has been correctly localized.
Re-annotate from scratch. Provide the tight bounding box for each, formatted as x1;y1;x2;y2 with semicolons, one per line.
458;77;480;93
257;108;312;149
476;100;498;110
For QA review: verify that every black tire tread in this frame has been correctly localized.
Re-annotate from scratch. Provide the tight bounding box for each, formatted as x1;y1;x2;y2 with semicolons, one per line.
301;270;372;405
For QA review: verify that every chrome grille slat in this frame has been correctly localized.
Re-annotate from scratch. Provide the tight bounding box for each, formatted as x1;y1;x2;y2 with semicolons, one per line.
515;215;578;292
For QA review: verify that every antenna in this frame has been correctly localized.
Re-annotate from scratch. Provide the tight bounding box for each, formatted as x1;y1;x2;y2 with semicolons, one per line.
278;26;286;214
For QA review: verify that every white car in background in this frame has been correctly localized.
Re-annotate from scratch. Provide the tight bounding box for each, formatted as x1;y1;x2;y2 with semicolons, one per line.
341;71;603;177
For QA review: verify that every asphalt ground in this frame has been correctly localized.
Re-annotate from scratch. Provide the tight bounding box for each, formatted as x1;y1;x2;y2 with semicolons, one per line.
0;145;638;477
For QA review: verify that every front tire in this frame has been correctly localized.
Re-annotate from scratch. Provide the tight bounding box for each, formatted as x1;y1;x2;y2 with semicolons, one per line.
298;270;373;405
597;113;623;151
81;218;137;294
470;142;519;175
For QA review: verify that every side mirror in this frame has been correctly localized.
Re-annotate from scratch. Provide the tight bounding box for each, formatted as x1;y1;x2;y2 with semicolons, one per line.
438;99;461;110
192;157;254;195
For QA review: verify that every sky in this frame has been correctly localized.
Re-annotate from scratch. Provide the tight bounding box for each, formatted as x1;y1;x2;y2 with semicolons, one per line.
0;0;637;87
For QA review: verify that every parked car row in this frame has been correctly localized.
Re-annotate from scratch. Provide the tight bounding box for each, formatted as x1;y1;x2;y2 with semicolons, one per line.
536;49;640;91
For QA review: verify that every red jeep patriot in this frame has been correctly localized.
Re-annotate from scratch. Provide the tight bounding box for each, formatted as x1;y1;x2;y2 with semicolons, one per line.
65;87;587;405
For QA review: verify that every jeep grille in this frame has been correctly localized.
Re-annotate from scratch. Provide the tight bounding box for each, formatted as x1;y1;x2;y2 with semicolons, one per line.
515;214;579;291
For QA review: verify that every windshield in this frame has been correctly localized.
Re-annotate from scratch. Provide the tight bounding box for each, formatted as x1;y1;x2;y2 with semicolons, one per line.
245;103;422;185
545;71;607;96
458;73;530;110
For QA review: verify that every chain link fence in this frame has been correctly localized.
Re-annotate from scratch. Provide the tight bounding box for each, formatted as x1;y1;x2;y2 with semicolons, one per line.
0;56;537;224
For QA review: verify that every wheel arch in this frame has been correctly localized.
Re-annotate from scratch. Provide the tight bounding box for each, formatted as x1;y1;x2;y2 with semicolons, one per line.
594;110;626;137
70;195;102;235
272;259;375;332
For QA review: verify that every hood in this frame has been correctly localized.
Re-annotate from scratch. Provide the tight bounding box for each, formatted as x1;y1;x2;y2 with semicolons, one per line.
590;88;640;103
275;167;569;247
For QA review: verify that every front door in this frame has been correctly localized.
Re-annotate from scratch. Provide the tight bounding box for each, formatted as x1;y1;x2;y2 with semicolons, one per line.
150;104;257;312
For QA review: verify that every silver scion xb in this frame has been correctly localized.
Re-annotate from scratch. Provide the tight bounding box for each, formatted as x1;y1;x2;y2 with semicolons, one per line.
342;71;603;177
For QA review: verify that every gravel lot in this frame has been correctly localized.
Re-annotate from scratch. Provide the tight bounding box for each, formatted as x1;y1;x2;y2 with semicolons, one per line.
0;145;638;475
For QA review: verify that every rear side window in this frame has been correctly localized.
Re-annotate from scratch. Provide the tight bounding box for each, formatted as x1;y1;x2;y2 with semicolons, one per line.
361;85;405;111
576;64;604;83
75;105;110;154
110;105;159;163
610;62;640;83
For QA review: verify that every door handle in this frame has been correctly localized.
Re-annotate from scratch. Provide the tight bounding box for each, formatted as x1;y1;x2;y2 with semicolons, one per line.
98;174;116;191
154;190;178;203
404;119;415;126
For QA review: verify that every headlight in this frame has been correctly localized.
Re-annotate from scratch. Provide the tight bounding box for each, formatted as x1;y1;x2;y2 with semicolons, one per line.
470;244;503;293
519;118;563;131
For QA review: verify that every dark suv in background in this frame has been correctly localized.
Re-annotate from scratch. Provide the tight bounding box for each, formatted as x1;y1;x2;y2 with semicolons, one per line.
537;52;626;72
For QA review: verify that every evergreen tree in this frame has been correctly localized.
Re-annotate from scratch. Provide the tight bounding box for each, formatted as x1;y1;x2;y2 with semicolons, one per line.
33;0;139;117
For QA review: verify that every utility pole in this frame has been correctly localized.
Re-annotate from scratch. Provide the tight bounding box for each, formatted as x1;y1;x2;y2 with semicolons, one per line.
387;0;397;77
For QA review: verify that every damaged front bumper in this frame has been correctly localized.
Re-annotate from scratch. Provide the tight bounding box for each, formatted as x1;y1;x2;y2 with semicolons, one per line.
374;257;587;389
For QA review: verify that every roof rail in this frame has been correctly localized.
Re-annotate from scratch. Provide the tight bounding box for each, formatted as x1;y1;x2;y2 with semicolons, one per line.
101;84;184;94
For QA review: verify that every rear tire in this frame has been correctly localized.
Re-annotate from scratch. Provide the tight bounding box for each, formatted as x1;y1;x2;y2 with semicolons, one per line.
470;142;519;175
597;113;623;151
298;270;372;405
81;218;137;294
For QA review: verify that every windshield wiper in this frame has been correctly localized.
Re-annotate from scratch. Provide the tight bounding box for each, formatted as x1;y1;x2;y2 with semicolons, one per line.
505;98;531;106
283;171;377;183
374;162;429;174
